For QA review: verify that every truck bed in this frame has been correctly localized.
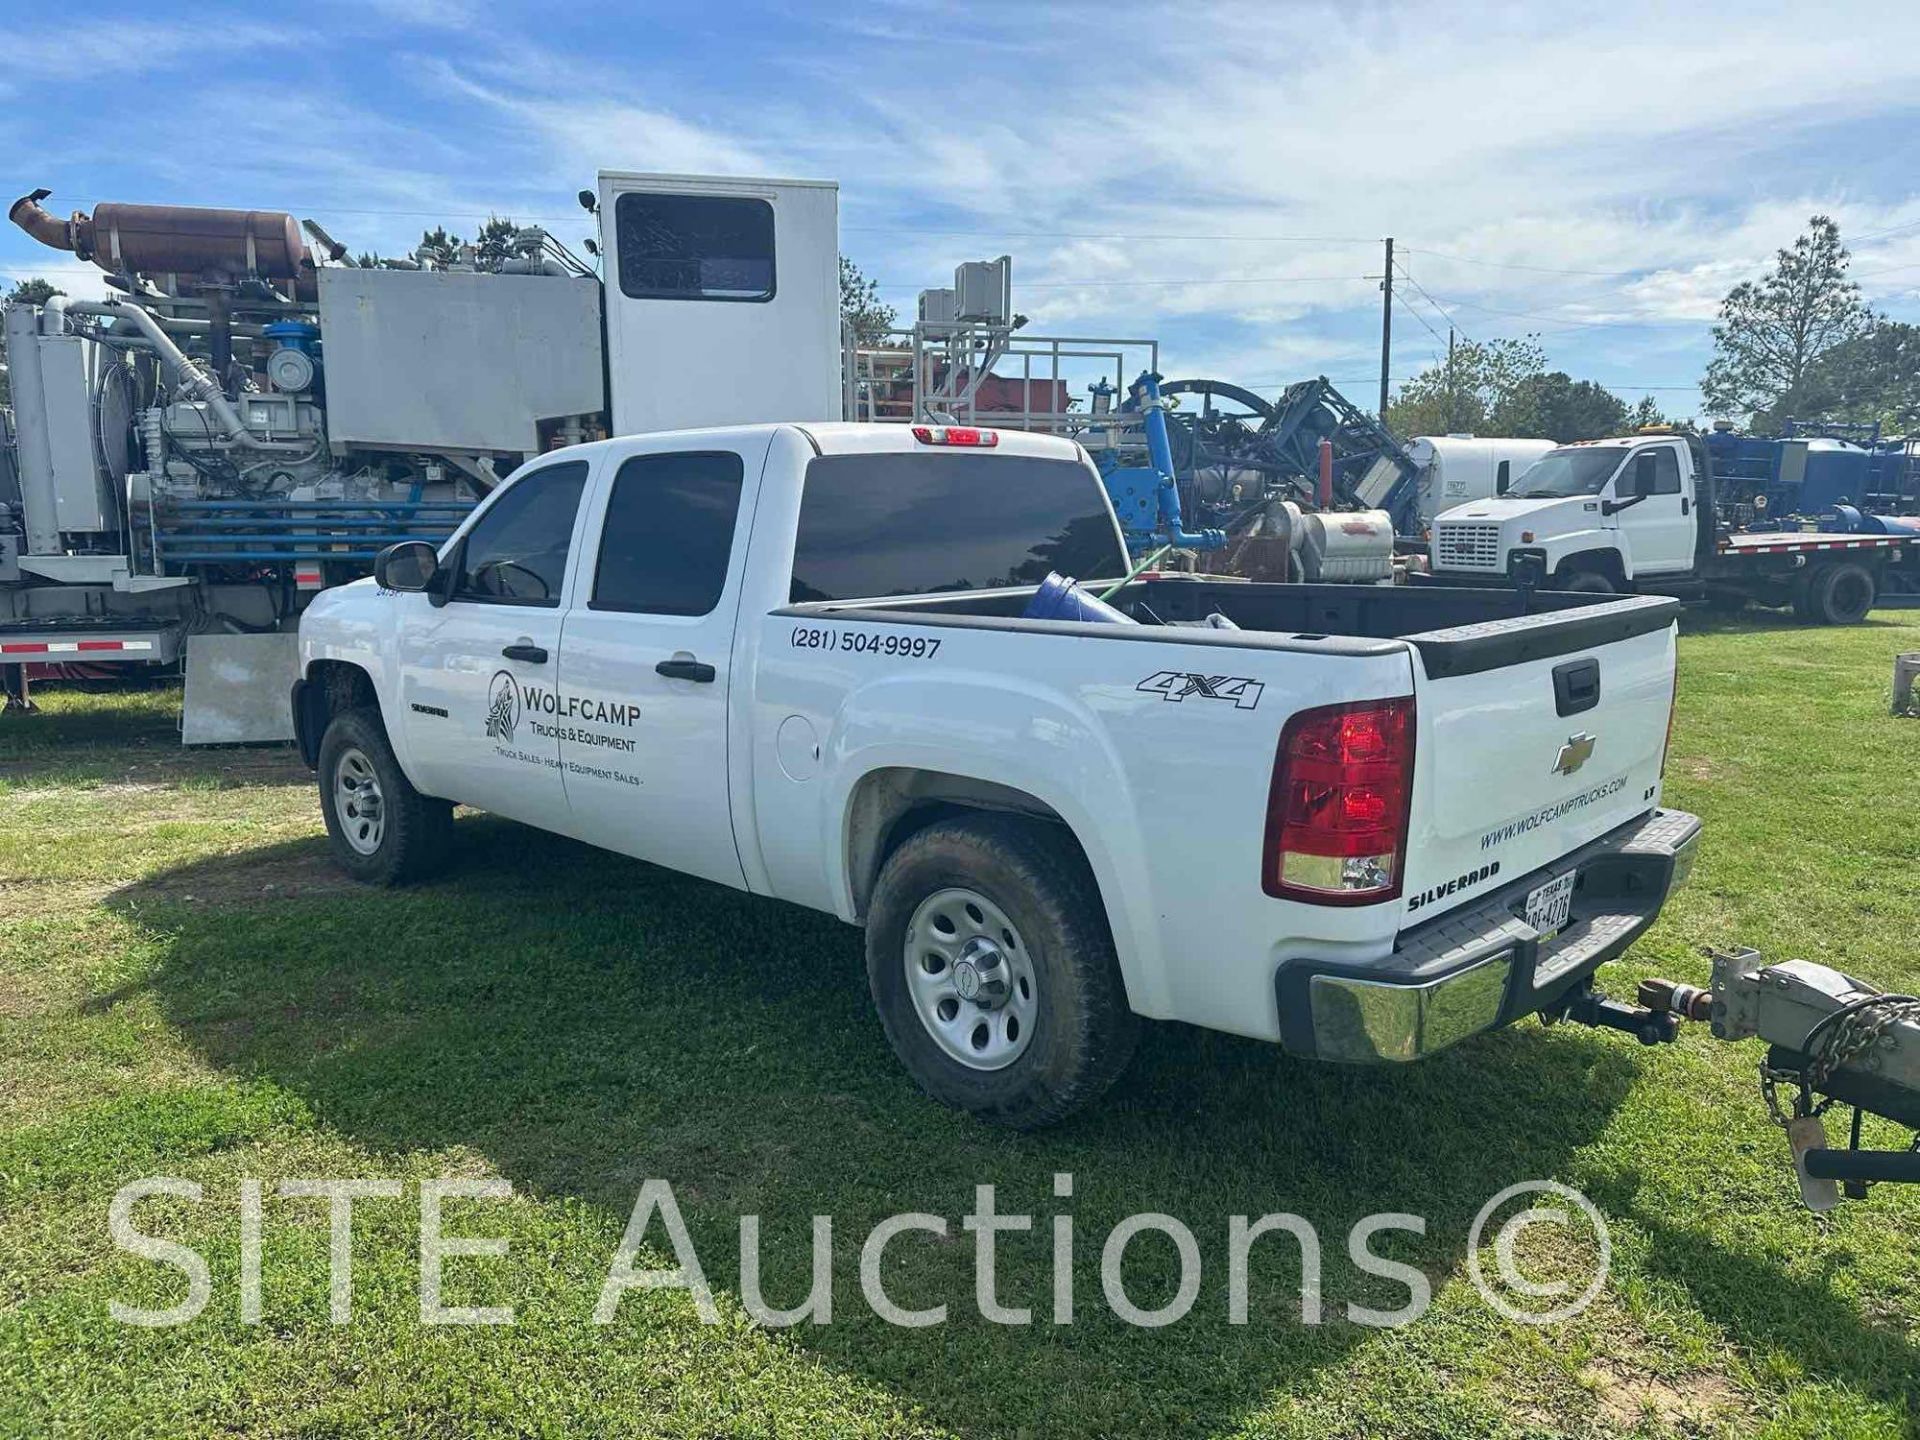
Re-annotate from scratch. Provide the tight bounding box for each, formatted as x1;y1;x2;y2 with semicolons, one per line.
790;577;1679;678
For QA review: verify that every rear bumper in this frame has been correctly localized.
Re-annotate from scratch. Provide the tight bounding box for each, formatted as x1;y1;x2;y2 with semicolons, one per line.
1276;808;1702;1062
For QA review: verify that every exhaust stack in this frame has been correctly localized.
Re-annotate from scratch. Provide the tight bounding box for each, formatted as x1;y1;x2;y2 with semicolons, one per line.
9;188;311;285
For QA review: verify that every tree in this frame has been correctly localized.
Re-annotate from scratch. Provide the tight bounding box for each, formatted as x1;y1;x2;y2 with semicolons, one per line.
1701;216;1875;427
840;256;895;347
1488;371;1629;442
1625;395;1673;430
0;276;65;407
1797;320;1920;433
1385;334;1546;437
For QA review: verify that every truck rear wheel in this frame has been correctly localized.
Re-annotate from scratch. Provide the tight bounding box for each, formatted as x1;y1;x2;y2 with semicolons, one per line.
317;707;453;885
1808;561;1876;625
865;815;1139;1129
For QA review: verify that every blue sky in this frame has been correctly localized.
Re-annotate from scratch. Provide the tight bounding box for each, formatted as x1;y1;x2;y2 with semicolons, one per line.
5;0;1919;422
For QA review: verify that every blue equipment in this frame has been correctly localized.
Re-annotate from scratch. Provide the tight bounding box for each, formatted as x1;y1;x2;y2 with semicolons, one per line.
1703;421;1920;524
1021;571;1138;624
1096;372;1227;553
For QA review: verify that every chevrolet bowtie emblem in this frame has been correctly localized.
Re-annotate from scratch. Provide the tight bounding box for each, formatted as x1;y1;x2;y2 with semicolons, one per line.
1553;733;1597;775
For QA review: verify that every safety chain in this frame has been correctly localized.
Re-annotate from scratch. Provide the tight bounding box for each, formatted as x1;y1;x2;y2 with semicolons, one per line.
1807;995;1920;1091
1759;994;1920;1128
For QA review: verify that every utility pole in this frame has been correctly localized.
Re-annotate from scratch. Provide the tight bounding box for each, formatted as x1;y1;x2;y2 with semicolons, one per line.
1378;236;1394;421
1446;326;1455;432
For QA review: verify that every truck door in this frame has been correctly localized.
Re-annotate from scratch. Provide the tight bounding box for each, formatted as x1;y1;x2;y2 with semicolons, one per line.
1610;443;1693;575
555;435;770;888
397;457;592;825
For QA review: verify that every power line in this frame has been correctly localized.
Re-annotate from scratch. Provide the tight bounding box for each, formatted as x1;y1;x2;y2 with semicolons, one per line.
874;274;1371;290
1850;216;1920;243
1416;294;1685;331
1399;246;1641;278
847;225;1379;243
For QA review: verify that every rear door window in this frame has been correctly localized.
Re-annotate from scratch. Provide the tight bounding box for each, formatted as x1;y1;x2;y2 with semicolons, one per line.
790;453;1125;603
591;452;746;616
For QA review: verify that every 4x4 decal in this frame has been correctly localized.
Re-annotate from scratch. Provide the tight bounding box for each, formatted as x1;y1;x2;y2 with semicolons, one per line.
1135;671;1265;710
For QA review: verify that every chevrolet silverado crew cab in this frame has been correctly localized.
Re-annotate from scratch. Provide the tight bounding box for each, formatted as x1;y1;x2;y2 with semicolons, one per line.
294;422;1699;1127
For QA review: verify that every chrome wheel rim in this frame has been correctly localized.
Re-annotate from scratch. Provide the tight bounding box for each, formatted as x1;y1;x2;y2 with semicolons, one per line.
903;887;1038;1071
333;746;386;855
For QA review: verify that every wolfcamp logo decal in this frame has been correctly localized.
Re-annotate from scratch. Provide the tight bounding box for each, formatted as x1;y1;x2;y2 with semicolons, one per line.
486;670;521;743
482;675;644;757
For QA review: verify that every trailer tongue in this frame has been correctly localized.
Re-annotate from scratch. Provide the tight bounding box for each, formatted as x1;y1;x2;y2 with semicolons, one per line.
1556;951;1920;1210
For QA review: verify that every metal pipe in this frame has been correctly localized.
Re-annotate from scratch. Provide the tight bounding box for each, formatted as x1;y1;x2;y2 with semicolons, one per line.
65;299;249;443
8;189;89;254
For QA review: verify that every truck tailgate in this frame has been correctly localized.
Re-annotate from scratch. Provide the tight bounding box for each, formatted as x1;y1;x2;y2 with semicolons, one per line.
1397;596;1679;923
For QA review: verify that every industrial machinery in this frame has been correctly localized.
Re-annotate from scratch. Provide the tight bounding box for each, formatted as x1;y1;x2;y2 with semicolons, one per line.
1145;376;1426;538
2;173;844;736
1703;418;1920;527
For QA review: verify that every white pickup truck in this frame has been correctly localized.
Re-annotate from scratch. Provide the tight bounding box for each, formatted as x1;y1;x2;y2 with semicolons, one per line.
294;423;1699;1126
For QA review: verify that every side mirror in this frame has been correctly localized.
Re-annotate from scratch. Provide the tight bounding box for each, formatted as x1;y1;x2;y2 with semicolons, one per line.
1631;452;1658;498
374;541;439;592
1495;460;1511;496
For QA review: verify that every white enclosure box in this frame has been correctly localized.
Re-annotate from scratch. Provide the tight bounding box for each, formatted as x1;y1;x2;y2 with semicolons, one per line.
598;172;840;434
917;288;958;325
954;256;1011;325
317;267;605;456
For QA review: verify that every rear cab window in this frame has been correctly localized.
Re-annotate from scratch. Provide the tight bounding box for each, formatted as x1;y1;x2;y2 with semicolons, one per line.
789;453;1125;603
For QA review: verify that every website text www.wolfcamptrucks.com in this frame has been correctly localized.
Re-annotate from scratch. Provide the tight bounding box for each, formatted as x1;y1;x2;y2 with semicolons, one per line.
1481;777;1628;852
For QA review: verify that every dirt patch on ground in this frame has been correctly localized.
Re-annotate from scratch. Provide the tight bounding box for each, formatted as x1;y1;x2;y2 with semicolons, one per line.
1580;1358;1740;1431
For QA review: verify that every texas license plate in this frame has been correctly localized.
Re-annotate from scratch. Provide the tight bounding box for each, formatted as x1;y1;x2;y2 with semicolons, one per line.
1523;871;1576;938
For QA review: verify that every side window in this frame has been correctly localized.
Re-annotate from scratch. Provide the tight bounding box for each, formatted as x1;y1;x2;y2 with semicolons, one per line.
614;193;775;302
591;452;745;616
451;461;589;606
1649;447;1682;495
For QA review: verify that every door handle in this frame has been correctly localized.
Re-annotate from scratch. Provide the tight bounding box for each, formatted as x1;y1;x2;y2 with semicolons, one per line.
656;657;716;683
501;643;548;664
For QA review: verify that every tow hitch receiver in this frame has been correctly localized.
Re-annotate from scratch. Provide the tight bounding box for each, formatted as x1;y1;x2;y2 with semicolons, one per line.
1565;949;1920;1209
1542;979;1683;1047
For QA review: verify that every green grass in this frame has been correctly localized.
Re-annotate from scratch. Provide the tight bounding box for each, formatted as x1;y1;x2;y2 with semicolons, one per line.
2;611;1917;1438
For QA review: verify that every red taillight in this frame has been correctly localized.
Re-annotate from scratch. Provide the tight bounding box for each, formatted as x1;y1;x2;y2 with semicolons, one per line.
911;425;998;447
1263;697;1415;905
1661;676;1678;778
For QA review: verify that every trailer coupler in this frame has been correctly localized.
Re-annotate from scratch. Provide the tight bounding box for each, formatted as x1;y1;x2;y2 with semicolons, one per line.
1592;950;1920;1209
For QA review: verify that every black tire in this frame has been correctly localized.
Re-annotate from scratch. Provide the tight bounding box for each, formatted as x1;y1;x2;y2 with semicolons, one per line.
1807;561;1876;625
316;707;453;885
865;815;1139;1129
1556;569;1617;595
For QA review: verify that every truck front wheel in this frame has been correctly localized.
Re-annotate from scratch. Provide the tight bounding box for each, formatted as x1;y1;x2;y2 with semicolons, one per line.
317;708;453;885
1555;569;1617;595
1808;562;1876;625
865;815;1139;1129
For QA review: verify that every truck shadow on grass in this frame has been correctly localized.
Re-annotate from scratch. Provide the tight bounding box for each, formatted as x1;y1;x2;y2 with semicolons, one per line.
108;816;1912;1434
